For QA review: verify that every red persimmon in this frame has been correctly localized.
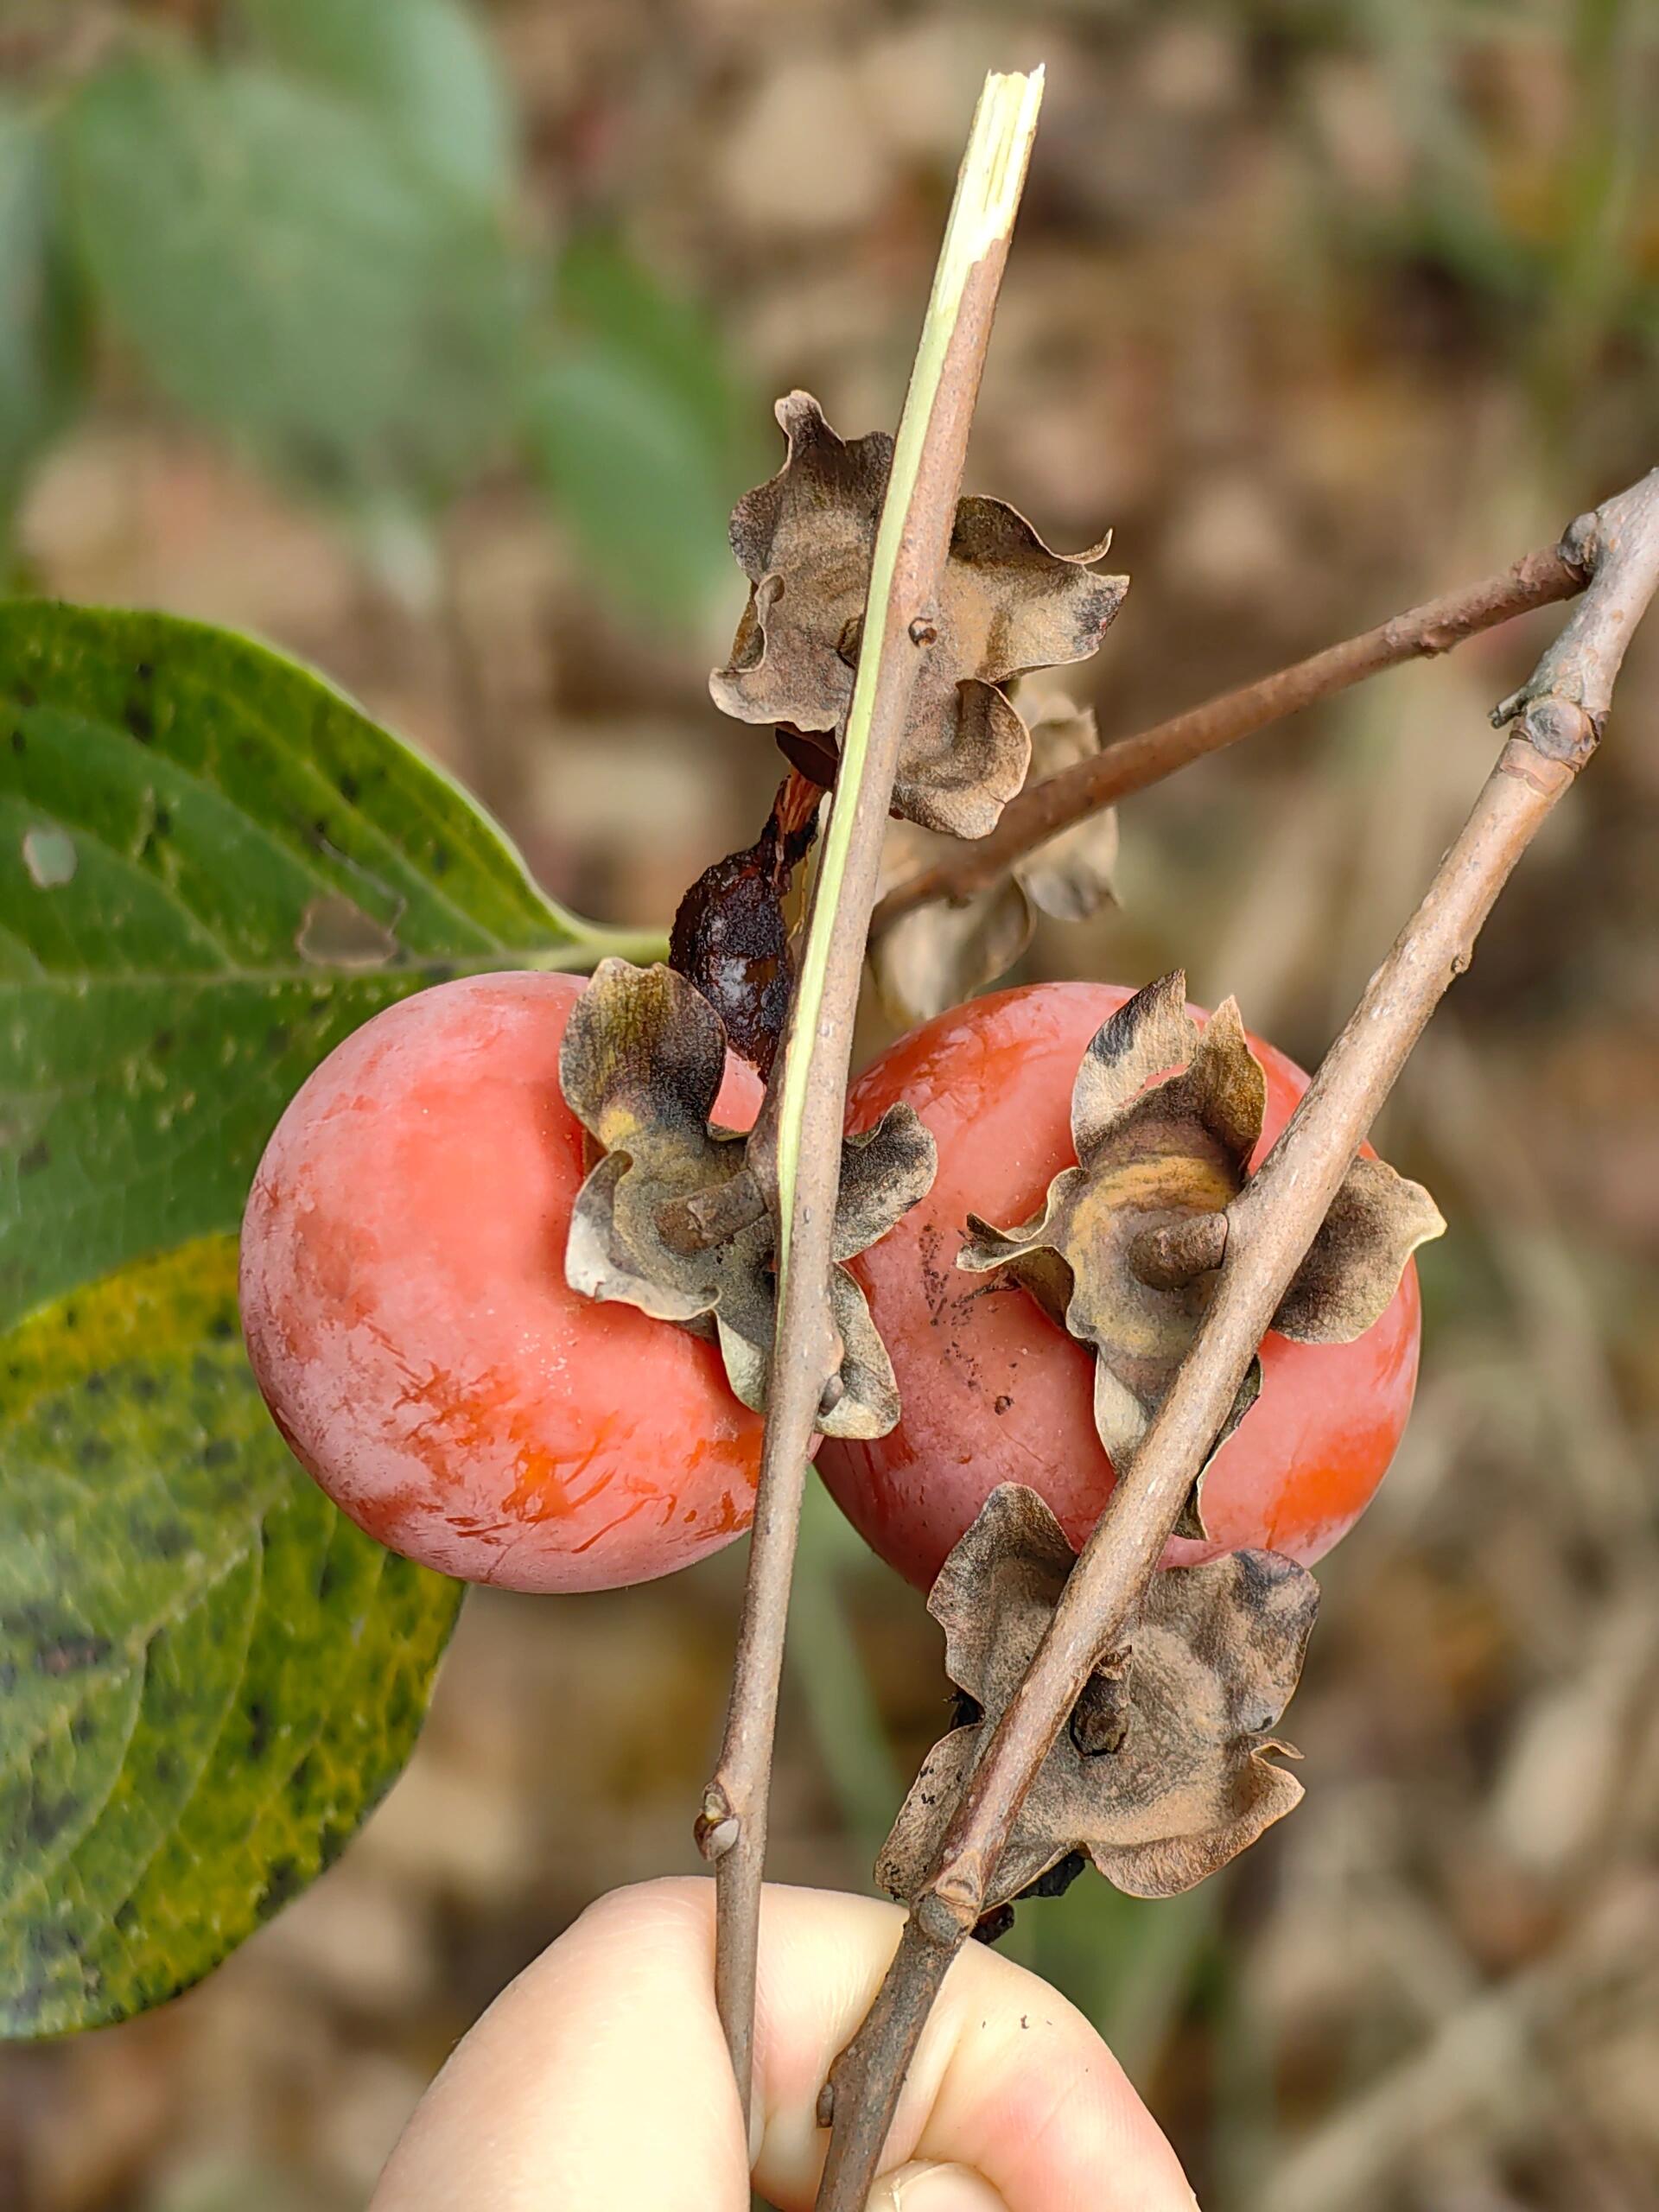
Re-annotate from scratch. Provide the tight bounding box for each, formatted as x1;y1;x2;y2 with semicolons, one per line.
239;971;766;1593
819;982;1422;1591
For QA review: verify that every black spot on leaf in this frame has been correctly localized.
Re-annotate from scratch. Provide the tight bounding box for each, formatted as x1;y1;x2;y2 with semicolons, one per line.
246;1700;272;1763
33;1633;113;1676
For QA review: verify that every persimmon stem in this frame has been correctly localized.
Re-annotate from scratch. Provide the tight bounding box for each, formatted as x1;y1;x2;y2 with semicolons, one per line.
868;537;1590;940
1128;1211;1229;1290
698;68;1046;2128
655;1173;768;1256
815;467;1659;2211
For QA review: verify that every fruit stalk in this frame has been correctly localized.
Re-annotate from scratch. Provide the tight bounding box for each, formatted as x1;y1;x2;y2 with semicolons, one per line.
816;464;1659;2210
869;534;1592;938
697;67;1046;2121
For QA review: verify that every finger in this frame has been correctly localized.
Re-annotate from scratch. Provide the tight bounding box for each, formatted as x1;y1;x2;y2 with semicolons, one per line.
868;2160;1007;2209
372;1877;1198;2212
749;1884;1197;2211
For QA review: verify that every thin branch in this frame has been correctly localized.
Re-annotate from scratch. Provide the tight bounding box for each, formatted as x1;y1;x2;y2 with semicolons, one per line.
815;463;1659;2211
869;538;1588;938
696;68;1046;2125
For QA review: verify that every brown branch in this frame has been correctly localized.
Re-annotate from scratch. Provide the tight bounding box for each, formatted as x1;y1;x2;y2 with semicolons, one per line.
815;463;1659;2210
869;540;1589;938
696;71;1046;2126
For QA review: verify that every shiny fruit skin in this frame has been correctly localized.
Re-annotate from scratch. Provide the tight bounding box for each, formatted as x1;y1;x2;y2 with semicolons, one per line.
818;982;1422;1591
239;971;767;1594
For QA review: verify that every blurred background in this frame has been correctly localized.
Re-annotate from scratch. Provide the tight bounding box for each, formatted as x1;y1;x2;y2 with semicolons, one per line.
2;1;1657;2206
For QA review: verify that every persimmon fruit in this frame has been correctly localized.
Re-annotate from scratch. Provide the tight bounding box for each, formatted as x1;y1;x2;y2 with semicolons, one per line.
239;971;767;1593
818;982;1423;1591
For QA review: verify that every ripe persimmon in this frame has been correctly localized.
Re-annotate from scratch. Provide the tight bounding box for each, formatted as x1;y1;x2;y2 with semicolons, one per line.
820;983;1423;1591
240;972;766;1593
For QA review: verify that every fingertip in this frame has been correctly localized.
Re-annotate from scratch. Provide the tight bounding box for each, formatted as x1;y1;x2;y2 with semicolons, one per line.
923;1941;1198;2212
747;1887;1196;2212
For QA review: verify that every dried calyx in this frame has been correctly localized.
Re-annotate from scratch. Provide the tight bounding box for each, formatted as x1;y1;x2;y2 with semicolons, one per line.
879;1484;1319;1915
709;392;1128;839
960;972;1444;1534
871;688;1120;1023
559;960;935;1438
669;772;822;1078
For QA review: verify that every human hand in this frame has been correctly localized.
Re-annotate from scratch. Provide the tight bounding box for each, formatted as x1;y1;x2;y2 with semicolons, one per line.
373;1877;1198;2210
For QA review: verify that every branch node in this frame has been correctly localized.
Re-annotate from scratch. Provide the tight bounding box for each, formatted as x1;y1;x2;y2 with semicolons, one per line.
696;1785;740;1861
1516;696;1600;769
914;1885;974;1948
1557;504;1603;581
1491;469;1659;738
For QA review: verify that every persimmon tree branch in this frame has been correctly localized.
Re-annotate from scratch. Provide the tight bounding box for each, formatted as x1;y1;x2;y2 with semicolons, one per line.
869;537;1591;937
696;67;1046;2123
816;462;1659;2211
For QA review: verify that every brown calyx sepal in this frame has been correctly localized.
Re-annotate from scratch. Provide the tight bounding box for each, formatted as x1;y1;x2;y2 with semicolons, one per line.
871;689;1121;1023
958;973;1445;1531
709;393;1127;840
877;1485;1319;1910
559;959;934;1438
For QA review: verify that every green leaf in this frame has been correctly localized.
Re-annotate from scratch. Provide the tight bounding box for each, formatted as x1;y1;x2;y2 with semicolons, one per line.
0;1237;462;2038
0;599;662;1333
55;48;526;505
0;99;86;546
233;0;514;207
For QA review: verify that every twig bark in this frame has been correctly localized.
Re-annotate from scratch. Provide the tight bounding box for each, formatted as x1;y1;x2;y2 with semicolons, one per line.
869;538;1589;938
696;68;1046;2125
815;463;1659;2210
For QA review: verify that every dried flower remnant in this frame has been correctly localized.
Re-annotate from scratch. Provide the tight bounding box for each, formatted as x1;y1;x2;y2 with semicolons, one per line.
670;772;822;1078
878;1484;1319;1911
871;690;1120;1022
709;393;1128;838
959;973;1444;1529
560;960;934;1438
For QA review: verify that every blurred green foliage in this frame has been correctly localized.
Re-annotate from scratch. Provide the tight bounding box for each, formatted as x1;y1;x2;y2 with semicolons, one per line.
526;232;756;620
0;97;84;551
2;0;754;625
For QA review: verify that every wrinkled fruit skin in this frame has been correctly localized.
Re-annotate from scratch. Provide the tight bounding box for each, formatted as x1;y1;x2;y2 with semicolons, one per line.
819;982;1422;1592
240;972;767;1593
